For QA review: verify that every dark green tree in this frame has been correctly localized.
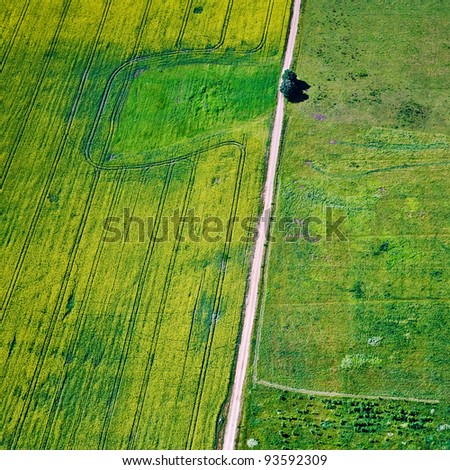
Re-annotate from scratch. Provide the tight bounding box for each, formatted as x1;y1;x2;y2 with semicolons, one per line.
280;69;310;103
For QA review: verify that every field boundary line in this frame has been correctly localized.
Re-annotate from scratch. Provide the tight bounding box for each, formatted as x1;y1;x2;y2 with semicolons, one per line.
266;298;450;308
256;380;440;404
309;159;450;179
324;234;450;241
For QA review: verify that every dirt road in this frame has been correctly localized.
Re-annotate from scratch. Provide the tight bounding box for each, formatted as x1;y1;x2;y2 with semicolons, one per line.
222;0;303;450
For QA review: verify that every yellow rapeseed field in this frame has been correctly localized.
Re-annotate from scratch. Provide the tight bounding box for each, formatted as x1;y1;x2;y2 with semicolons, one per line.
1;0;291;449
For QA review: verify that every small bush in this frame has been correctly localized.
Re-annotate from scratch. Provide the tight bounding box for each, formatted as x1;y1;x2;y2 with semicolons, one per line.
396;101;429;127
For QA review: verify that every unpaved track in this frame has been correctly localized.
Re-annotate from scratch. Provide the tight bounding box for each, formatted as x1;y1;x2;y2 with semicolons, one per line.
256;380;440;405
222;0;303;450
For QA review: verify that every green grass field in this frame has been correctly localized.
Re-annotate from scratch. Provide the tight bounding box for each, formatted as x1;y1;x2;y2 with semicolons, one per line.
0;0;291;449
110;61;279;161
239;0;450;449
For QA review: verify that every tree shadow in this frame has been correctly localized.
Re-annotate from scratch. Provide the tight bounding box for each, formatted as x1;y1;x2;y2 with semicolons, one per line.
296;79;311;92
288;79;310;103
288;90;309;103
